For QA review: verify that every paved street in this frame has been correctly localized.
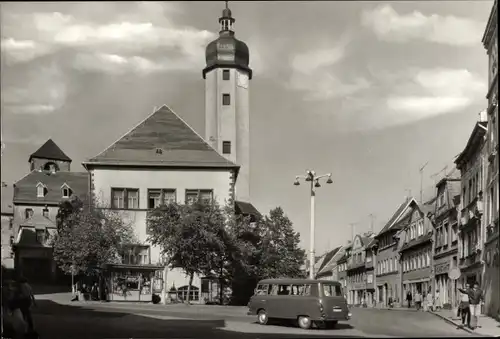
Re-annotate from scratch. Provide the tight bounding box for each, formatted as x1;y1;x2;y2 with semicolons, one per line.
28;299;478;338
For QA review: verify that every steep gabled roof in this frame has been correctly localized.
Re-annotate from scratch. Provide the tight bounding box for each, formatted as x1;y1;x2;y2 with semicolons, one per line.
29;139;72;163
14;171;88;205
318;246;346;275
376;198;417;238
83;105;238;169
317;246;342;273
455;121;488;168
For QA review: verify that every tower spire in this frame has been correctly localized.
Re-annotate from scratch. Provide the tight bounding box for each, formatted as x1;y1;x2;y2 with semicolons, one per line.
219;1;235;32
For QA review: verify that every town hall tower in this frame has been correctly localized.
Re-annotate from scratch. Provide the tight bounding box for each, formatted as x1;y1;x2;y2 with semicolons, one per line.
203;2;252;203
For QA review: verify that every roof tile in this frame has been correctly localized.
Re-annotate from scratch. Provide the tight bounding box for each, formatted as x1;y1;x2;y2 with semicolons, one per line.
85;105;237;169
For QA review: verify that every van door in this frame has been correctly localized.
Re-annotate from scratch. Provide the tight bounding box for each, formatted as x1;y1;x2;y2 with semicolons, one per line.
320;283;349;320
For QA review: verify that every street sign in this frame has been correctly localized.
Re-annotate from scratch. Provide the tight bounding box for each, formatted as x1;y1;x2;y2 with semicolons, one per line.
448;267;461;280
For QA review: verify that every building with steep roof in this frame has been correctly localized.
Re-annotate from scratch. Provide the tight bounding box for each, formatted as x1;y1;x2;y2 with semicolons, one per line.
315;246;345;280
12;139;88;283
481;0;499;320
455;120;488;301
430;176;461;309
374;197;417;307
397;199;435;306
346;233;375;306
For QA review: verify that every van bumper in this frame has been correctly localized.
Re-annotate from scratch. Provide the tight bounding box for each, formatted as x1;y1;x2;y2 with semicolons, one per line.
247;311;254;315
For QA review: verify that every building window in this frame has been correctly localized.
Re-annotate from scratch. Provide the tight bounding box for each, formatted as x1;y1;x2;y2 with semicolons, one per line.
185;189;213;204
222;141;231;154
36;230;45;244
223;69;230;80
222;93;230;106
25;208;34;220
148;189;176;209
443;222;449;246
62;187;71;198
451;224;458;243
111;188;139;209
37;184;45;198
42;208;49;218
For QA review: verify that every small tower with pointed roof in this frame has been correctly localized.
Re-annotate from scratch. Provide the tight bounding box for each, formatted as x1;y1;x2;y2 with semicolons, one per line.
204;1;252;203
29;139;72;173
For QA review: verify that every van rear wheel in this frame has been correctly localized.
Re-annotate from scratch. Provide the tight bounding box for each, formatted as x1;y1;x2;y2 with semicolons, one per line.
297;315;312;329
257;309;268;325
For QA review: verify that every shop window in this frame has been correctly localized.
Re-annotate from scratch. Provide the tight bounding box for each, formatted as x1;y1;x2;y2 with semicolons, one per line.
178;285;199;302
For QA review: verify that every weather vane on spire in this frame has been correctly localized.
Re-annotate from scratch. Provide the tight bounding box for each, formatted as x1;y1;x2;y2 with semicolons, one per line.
225;1;229;9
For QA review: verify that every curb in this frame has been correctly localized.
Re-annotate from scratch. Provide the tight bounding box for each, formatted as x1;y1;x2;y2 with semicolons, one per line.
429;311;487;336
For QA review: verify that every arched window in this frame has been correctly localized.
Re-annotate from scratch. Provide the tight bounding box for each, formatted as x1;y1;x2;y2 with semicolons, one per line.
43;162;59;173
177;285;200;302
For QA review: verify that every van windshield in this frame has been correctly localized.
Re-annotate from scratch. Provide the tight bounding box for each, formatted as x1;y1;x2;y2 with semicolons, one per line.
322;284;342;297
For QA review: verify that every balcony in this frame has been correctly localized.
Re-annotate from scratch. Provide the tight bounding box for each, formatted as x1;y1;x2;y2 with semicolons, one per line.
460;197;483;229
347;260;366;271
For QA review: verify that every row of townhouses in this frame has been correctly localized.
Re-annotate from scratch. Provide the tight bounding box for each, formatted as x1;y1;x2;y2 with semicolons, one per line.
314;1;498;319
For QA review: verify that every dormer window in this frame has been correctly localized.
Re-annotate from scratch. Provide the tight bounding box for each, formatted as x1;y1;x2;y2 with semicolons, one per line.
61;183;71;198
36;182;46;198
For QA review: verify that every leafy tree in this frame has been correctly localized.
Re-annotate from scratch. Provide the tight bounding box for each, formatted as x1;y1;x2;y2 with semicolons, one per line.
146;200;227;304
227;207;306;304
257;207;305;279
51;197;136;276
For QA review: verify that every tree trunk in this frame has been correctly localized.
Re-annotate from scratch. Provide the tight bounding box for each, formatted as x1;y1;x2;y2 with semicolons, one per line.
219;262;224;305
186;272;194;305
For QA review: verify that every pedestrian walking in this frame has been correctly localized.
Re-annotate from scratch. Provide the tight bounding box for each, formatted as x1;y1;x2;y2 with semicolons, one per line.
434;290;442;311
426;291;434;312
458;283;471;328
459;282;484;330
406;290;413;309
414;291;422;311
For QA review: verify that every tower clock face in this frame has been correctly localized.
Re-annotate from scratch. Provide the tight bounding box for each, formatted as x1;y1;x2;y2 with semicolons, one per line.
237;72;249;89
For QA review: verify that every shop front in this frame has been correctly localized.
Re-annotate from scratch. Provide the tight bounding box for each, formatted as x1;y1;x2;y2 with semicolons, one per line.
103;263;164;302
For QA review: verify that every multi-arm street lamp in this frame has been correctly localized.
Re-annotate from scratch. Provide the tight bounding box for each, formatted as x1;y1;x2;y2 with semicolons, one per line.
294;170;333;280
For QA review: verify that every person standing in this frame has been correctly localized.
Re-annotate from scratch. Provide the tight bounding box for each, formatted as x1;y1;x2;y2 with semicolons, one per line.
458;283;471;328
414;291;422;311
406;290;413;309
459;282;484;330
426;290;434;311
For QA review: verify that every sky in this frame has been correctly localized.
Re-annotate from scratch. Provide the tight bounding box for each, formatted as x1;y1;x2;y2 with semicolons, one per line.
0;1;494;254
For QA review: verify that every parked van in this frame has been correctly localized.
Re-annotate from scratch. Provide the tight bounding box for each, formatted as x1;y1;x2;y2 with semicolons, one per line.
247;278;351;329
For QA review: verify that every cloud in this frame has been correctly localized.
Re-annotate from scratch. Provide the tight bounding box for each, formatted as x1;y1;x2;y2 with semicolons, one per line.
1;4;216;72
73;53;199;75
361;4;485;46
288;37;370;101
385;68;485;121
1;64;67;115
1;38;53;64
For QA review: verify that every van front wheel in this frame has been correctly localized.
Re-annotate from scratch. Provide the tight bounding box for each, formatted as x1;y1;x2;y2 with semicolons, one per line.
297;315;312;329
257;309;268;325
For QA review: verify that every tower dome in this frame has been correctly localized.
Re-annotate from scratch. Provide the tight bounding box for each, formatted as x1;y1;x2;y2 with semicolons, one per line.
202;2;252;79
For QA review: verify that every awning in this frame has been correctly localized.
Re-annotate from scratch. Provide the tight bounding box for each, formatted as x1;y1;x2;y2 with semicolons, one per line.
234;201;261;217
102;263;165;271
402;278;430;284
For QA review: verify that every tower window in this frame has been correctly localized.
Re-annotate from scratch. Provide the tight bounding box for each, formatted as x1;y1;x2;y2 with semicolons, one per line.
222;94;231;106
42;208;49;218
223;70;230;80
222;141;231;154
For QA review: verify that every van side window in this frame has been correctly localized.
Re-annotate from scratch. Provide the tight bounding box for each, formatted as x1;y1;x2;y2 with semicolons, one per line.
322;284;342;297
291;284;311;296
255;284;269;295
277;284;291;295
270;284;279;295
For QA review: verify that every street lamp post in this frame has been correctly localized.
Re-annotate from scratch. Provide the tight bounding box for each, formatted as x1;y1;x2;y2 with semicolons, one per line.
294;170;333;280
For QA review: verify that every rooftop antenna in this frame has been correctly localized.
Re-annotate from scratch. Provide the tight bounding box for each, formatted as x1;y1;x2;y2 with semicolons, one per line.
369;214;375;233
430;165;448;185
349;223;356;242
405;188;412;200
419;161;429;203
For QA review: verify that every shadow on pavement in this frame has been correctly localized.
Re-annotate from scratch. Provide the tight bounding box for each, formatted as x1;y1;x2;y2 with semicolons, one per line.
263;319;354;331
30;300;362;339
